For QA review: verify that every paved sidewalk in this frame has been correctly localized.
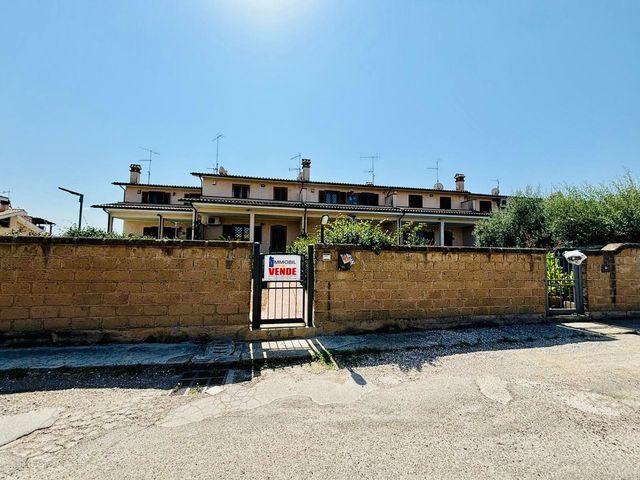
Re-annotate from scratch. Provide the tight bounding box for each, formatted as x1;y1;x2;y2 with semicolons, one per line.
0;320;637;372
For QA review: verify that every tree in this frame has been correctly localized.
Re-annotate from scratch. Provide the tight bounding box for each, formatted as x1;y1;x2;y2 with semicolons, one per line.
473;188;552;248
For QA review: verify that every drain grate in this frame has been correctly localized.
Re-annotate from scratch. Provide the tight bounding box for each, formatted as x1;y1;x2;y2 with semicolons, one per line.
169;369;232;396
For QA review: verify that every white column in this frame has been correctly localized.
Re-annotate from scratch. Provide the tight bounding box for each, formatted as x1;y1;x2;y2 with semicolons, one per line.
249;212;255;242
106;213;113;233
439;220;445;246
191;209;196;240
158;215;164;239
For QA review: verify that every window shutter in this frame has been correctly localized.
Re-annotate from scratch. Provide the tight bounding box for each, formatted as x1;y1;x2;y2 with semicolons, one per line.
142;192;149;203
339;192;347;204
318;191;326;203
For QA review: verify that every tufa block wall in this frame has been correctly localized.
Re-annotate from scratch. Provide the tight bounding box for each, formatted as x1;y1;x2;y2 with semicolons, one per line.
585;245;640;317
314;246;546;333
0;238;253;344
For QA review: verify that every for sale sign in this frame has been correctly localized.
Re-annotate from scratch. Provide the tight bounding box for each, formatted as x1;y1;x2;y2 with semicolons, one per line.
263;254;301;281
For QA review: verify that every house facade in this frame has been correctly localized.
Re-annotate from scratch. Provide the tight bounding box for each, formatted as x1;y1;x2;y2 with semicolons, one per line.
0;195;55;235
93;160;506;252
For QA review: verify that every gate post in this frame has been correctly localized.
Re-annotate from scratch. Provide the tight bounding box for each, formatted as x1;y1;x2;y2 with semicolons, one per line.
306;244;315;327
573;263;585;315
251;242;262;329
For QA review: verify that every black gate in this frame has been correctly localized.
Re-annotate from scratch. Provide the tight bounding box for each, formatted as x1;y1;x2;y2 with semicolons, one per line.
545;251;585;315
251;244;314;329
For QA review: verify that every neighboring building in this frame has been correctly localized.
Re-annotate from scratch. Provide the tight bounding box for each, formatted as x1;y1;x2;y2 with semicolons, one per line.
93;160;506;252
0;195;55;235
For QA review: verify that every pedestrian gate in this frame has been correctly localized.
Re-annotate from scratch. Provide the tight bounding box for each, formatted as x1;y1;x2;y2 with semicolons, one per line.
544;251;585;315
251;244;314;329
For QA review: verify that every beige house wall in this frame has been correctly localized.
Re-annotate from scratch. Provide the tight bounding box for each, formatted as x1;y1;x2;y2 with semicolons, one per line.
124;187;199;205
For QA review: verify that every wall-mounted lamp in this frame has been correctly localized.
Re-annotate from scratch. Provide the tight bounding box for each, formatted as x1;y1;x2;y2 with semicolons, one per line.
321;215;330;243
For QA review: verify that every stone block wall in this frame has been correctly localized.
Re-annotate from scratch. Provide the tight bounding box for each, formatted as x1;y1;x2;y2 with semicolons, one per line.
585;245;640;316
314;245;546;333
0;238;253;344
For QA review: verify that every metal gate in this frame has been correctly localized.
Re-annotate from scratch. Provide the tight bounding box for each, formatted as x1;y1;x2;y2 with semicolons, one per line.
545;251;585;315
251;244;314;329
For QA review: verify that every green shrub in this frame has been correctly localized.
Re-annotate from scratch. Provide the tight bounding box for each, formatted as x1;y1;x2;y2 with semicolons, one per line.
62;225;153;239
288;216;395;254
474;188;552;248
475;172;640;248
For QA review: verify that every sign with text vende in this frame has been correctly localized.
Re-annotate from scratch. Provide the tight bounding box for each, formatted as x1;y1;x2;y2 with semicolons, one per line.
263;254;301;281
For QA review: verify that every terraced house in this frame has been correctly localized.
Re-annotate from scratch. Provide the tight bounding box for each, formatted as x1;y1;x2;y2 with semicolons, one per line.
93;160;506;252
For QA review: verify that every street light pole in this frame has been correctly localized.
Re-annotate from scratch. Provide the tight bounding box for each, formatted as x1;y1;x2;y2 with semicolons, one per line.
58;187;85;230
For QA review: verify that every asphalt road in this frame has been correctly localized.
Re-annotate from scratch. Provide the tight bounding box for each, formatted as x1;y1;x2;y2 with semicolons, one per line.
2;328;639;479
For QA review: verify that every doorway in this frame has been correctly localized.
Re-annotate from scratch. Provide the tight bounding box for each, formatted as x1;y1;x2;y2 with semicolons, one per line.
270;225;287;253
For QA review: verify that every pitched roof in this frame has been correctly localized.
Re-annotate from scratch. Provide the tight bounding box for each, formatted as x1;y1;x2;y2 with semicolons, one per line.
191;172;506;199
112;182;201;190
91;202;193;211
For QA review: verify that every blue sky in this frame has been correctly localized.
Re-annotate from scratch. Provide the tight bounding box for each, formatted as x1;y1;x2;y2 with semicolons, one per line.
1;0;638;232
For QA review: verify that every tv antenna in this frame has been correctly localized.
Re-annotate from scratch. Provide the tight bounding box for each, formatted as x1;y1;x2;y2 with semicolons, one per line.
490;178;500;195
288;152;302;177
0;190;10;197
138;147;159;184
361;154;378;184
427;158;441;184
211;134;224;174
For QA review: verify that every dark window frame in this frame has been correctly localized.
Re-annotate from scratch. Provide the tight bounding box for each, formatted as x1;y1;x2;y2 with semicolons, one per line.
408;194;423;208
358;192;379;206
479;200;492;213
141;191;171;205
232;184;250;199
439;196;452;209
273;186;288;201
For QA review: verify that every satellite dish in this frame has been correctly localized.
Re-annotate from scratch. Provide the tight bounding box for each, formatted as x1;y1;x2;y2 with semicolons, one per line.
491;187;500;195
433;182;444;190
218;166;228;176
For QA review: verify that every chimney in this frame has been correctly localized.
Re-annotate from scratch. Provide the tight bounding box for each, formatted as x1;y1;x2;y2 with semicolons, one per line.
385;190;398;207
454;173;466;192
0;196;9;213
130;164;142;184
301;159;311;182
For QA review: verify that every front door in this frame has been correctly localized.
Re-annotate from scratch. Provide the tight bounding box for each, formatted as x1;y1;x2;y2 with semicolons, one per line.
270;225;287;252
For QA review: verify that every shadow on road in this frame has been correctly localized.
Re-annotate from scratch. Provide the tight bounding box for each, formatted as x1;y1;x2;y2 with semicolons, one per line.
1;320;632;395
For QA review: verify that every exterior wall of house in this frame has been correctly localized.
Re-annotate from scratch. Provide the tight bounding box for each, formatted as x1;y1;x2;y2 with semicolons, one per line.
200;176;499;211
124;187;199;205
585;246;640;316
0;214;46;235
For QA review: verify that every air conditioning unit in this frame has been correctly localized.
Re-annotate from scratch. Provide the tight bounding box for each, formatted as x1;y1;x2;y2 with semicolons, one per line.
499;198;508;208
207;216;221;226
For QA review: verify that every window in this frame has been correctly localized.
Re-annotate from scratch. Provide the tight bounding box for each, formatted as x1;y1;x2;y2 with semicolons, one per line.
408;195;423;208
358;192;379;206
223;224;250;241
273;187;288;201
184;193;201;199
320;190;341;204
444;231;454;246
479;200;492;213
0;218;10;228
141;191;171;204
232;184;249;199
439;196;452;209
142;226;159;238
